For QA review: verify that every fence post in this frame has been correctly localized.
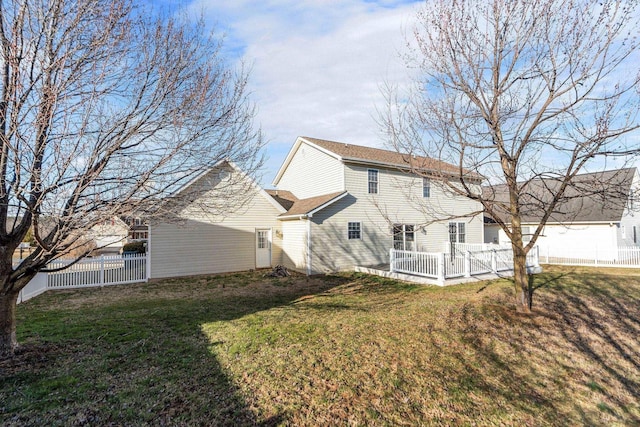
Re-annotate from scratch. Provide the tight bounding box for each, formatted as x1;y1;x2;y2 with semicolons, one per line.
464;251;471;278
389;248;394;272
100;255;105;285
437;252;445;285
546;245;549;264
595;245;598;267
491;250;497;273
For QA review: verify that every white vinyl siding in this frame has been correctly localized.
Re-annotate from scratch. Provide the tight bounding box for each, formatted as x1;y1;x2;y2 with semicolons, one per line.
149;167;283;279
276;142;344;199
344;164;483;253
280;219;308;272
304;165;484;273
309;198;391;273
619;170;640;246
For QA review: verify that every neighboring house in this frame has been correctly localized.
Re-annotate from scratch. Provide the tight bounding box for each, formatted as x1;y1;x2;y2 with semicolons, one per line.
91;217;130;254
484;168;640;258
147;137;484;278
123;217;149;241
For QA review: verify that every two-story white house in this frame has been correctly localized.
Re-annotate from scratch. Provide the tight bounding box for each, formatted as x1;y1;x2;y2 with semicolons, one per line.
148;137;484;278
270;137;484;274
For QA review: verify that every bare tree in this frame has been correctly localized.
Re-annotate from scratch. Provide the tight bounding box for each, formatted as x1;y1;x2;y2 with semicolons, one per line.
0;0;264;356
383;0;640;310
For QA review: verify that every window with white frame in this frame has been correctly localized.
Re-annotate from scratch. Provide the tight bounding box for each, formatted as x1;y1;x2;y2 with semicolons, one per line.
522;226;531;242
368;169;378;194
348;222;362;240
393;224;415;251
448;222;466;244
423;178;431;198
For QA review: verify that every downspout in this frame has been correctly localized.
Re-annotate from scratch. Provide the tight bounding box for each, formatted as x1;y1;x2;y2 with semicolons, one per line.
306;215;312;276
146;223;151;281
145;223;151;282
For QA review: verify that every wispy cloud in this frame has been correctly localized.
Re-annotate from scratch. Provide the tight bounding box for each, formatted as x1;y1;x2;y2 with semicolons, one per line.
187;0;422;184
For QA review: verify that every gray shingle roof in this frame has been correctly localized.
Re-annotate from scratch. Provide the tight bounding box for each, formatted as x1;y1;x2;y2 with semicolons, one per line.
485;168;637;223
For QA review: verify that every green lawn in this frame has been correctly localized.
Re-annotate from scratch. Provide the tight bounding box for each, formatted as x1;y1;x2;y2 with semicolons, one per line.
2;266;639;426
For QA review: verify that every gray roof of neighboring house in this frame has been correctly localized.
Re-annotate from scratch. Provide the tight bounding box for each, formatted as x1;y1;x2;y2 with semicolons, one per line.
484;168;637;224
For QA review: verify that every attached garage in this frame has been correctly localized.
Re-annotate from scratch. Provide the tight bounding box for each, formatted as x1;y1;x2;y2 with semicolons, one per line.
148;161;286;279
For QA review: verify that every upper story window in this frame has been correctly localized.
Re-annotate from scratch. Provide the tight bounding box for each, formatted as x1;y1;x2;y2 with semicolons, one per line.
448;222;466;243
423;178;431;198
368;169;379;194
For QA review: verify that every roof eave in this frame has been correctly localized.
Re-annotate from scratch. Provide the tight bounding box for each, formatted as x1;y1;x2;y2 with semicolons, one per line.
277;191;348;220
341;157;480;181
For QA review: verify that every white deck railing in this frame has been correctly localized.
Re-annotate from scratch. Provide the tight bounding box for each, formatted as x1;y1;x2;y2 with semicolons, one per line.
390;247;540;285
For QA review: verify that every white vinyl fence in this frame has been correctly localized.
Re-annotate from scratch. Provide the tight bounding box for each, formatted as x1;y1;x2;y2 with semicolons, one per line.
17;253;148;304
390;247;540;285
442;242;511;253
539;245;640;268
46;253;148;288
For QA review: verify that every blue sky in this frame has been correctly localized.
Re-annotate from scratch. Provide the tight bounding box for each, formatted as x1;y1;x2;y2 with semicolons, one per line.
178;0;424;186
163;0;637;186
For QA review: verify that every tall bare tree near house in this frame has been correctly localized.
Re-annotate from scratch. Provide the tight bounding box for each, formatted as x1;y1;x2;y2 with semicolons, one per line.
382;0;640;310
0;0;264;356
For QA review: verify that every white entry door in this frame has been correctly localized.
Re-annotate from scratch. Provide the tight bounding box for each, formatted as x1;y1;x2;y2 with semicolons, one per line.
256;229;272;268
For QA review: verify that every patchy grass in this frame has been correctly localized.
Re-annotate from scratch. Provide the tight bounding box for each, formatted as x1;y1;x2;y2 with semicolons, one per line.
2;266;639;426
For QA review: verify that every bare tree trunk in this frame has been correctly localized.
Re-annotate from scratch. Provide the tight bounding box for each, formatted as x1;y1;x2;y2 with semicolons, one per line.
383;0;640;311
0;289;19;357
512;245;532;311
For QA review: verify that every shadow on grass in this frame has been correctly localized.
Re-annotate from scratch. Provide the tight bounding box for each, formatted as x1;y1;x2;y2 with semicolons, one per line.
1;272;349;426
449;269;640;425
